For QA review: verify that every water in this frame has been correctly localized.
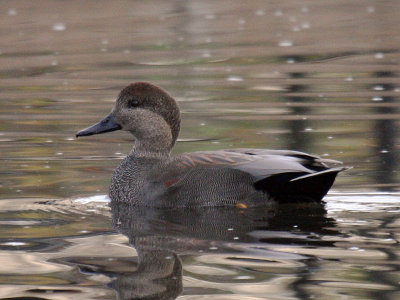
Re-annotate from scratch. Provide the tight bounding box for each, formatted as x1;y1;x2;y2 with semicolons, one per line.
1;0;400;299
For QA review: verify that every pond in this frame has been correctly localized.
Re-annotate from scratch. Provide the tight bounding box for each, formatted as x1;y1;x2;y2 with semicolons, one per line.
1;1;400;299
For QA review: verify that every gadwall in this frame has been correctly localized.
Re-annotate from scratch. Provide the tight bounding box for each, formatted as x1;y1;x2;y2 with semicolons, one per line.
76;82;348;207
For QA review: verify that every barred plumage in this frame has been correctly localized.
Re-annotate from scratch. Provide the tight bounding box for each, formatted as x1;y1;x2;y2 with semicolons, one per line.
77;82;349;207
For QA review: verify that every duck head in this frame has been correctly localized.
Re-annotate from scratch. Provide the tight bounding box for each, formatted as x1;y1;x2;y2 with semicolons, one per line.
76;82;181;154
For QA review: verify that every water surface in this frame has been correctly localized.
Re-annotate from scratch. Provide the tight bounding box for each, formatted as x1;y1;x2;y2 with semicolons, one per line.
1;1;400;299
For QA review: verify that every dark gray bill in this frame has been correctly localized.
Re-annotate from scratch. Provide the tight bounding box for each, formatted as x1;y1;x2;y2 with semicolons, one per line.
76;114;122;137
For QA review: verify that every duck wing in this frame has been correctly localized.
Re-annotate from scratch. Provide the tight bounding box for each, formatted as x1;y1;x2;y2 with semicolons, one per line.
224;148;342;169
172;149;348;202
175;149;339;180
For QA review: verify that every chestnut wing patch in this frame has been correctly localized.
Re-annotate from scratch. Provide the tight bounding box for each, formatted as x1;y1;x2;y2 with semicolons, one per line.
165;178;180;187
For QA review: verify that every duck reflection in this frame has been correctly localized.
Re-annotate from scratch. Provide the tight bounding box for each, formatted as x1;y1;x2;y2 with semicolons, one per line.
109;202;337;299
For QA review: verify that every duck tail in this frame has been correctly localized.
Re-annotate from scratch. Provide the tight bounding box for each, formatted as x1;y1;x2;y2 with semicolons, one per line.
254;167;350;203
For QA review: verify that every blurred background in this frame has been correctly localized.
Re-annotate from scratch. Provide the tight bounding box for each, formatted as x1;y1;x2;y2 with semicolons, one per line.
1;1;400;299
1;0;400;199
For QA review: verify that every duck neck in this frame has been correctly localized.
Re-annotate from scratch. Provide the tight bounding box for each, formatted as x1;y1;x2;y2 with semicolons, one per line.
130;129;174;157
121;108;180;158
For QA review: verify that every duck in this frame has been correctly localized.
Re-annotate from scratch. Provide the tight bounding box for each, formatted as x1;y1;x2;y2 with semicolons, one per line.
76;82;348;207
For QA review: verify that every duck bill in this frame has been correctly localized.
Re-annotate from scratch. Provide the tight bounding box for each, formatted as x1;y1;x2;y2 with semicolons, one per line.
76;114;122;137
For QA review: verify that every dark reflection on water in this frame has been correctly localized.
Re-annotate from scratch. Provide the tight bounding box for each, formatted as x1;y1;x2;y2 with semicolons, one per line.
109;202;337;299
286;71;311;152
373;71;398;189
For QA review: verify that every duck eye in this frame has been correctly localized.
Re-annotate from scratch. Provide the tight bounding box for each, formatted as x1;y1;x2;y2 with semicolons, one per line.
128;99;139;108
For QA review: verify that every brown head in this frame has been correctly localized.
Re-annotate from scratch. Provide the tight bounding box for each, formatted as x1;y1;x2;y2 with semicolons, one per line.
76;82;181;154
